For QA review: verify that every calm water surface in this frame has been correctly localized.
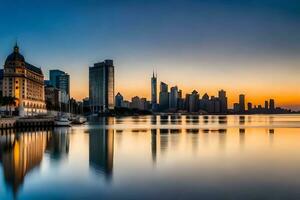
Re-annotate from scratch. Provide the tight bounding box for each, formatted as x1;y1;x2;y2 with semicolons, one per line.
1;114;300;200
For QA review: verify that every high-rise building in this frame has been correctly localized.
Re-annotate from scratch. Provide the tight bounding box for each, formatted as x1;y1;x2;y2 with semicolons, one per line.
89;60;115;113
130;96;141;110
151;71;157;110
239;94;245;113
233;103;240;113
115;92;124;108
188;90;199;112
159;82;169;111
264;100;269;110
247;102;252;112
269;99;275;110
49;69;70;98
169;86;178;110
2;44;46;116
218;90;228;113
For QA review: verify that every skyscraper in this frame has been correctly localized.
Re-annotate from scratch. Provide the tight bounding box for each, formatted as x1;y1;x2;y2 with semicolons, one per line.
218;89;228;113
239;94;245;113
188;90;199;112
115;92;124;108
89;60;115;113
269;99;275;110
49;69;70;105
151;71;157;110
159;82;169;111
169;86;178;110
264;100;269;110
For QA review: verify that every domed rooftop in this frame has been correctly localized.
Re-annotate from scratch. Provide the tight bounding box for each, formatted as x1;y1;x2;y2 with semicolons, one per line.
5;43;25;64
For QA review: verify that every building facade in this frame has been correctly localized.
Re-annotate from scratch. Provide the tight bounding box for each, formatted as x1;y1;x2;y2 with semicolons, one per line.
239;94;245;113
2;44;46;116
159;82;169;111
151;71;157;110
89;60;115;113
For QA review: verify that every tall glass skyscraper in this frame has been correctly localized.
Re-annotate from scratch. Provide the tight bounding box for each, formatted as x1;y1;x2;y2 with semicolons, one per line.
49;70;70;94
89;60;115;113
151;71;157;110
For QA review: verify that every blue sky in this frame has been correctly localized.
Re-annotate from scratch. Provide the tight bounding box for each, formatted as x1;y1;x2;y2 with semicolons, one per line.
0;0;299;108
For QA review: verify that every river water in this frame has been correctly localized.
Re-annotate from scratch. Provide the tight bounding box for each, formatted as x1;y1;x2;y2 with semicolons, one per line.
1;114;300;199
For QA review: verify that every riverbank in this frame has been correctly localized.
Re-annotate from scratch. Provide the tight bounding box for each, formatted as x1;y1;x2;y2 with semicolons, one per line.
0;116;55;129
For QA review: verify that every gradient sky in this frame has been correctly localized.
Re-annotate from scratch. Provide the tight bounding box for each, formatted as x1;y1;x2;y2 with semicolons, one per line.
0;0;299;110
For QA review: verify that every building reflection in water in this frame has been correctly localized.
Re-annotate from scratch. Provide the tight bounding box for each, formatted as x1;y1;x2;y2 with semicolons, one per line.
239;129;245;149
0;128;51;198
89;117;114;180
239;116;245;125
46;127;70;161
218;116;227;124
151;129;157;164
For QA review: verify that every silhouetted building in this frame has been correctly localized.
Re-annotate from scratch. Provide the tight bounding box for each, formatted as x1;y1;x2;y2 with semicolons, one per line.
188;90;199;112
89;60;115;113
151;71;157;110
264;100;269;110
218;90;228;113
45;85;60;111
130;96;141;109
239;94;245;113
169;86;178;111
269;99;275;111
247;102;252;112
115;92;124;108
233;103;240;113
159;82;169;111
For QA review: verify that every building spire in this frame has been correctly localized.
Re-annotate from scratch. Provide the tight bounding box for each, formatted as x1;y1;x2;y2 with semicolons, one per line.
14;40;19;53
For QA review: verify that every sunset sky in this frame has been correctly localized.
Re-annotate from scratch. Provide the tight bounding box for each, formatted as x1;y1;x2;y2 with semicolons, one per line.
0;0;299;110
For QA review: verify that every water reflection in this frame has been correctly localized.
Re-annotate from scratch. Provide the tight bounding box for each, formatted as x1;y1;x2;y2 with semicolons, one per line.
46;127;70;160
1;115;300;199
88;118;114;180
0;128;51;198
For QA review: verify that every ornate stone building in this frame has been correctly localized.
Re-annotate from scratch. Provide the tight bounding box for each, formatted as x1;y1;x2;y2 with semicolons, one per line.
2;44;46;116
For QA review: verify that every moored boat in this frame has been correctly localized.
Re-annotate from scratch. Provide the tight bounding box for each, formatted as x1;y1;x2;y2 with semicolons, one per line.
54;117;71;126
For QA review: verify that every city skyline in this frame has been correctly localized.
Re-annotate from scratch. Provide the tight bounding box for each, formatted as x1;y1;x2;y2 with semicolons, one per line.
0;0;299;110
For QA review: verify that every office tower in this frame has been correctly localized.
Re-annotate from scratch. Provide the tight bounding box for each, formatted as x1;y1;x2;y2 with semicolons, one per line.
264;100;269;110
239;94;245;113
212;96;220;113
218;89;228;113
188;90;199;112
247;102;252;112
169;86;178;110
0;69;3;97
269;99;275;110
115;92;124;108
199;93;209;111
151;71;157;110
3;44;46;116
131;96;142;110
89;60;115;113
233;103;240;113
49;69;70;97
159;82;169;111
